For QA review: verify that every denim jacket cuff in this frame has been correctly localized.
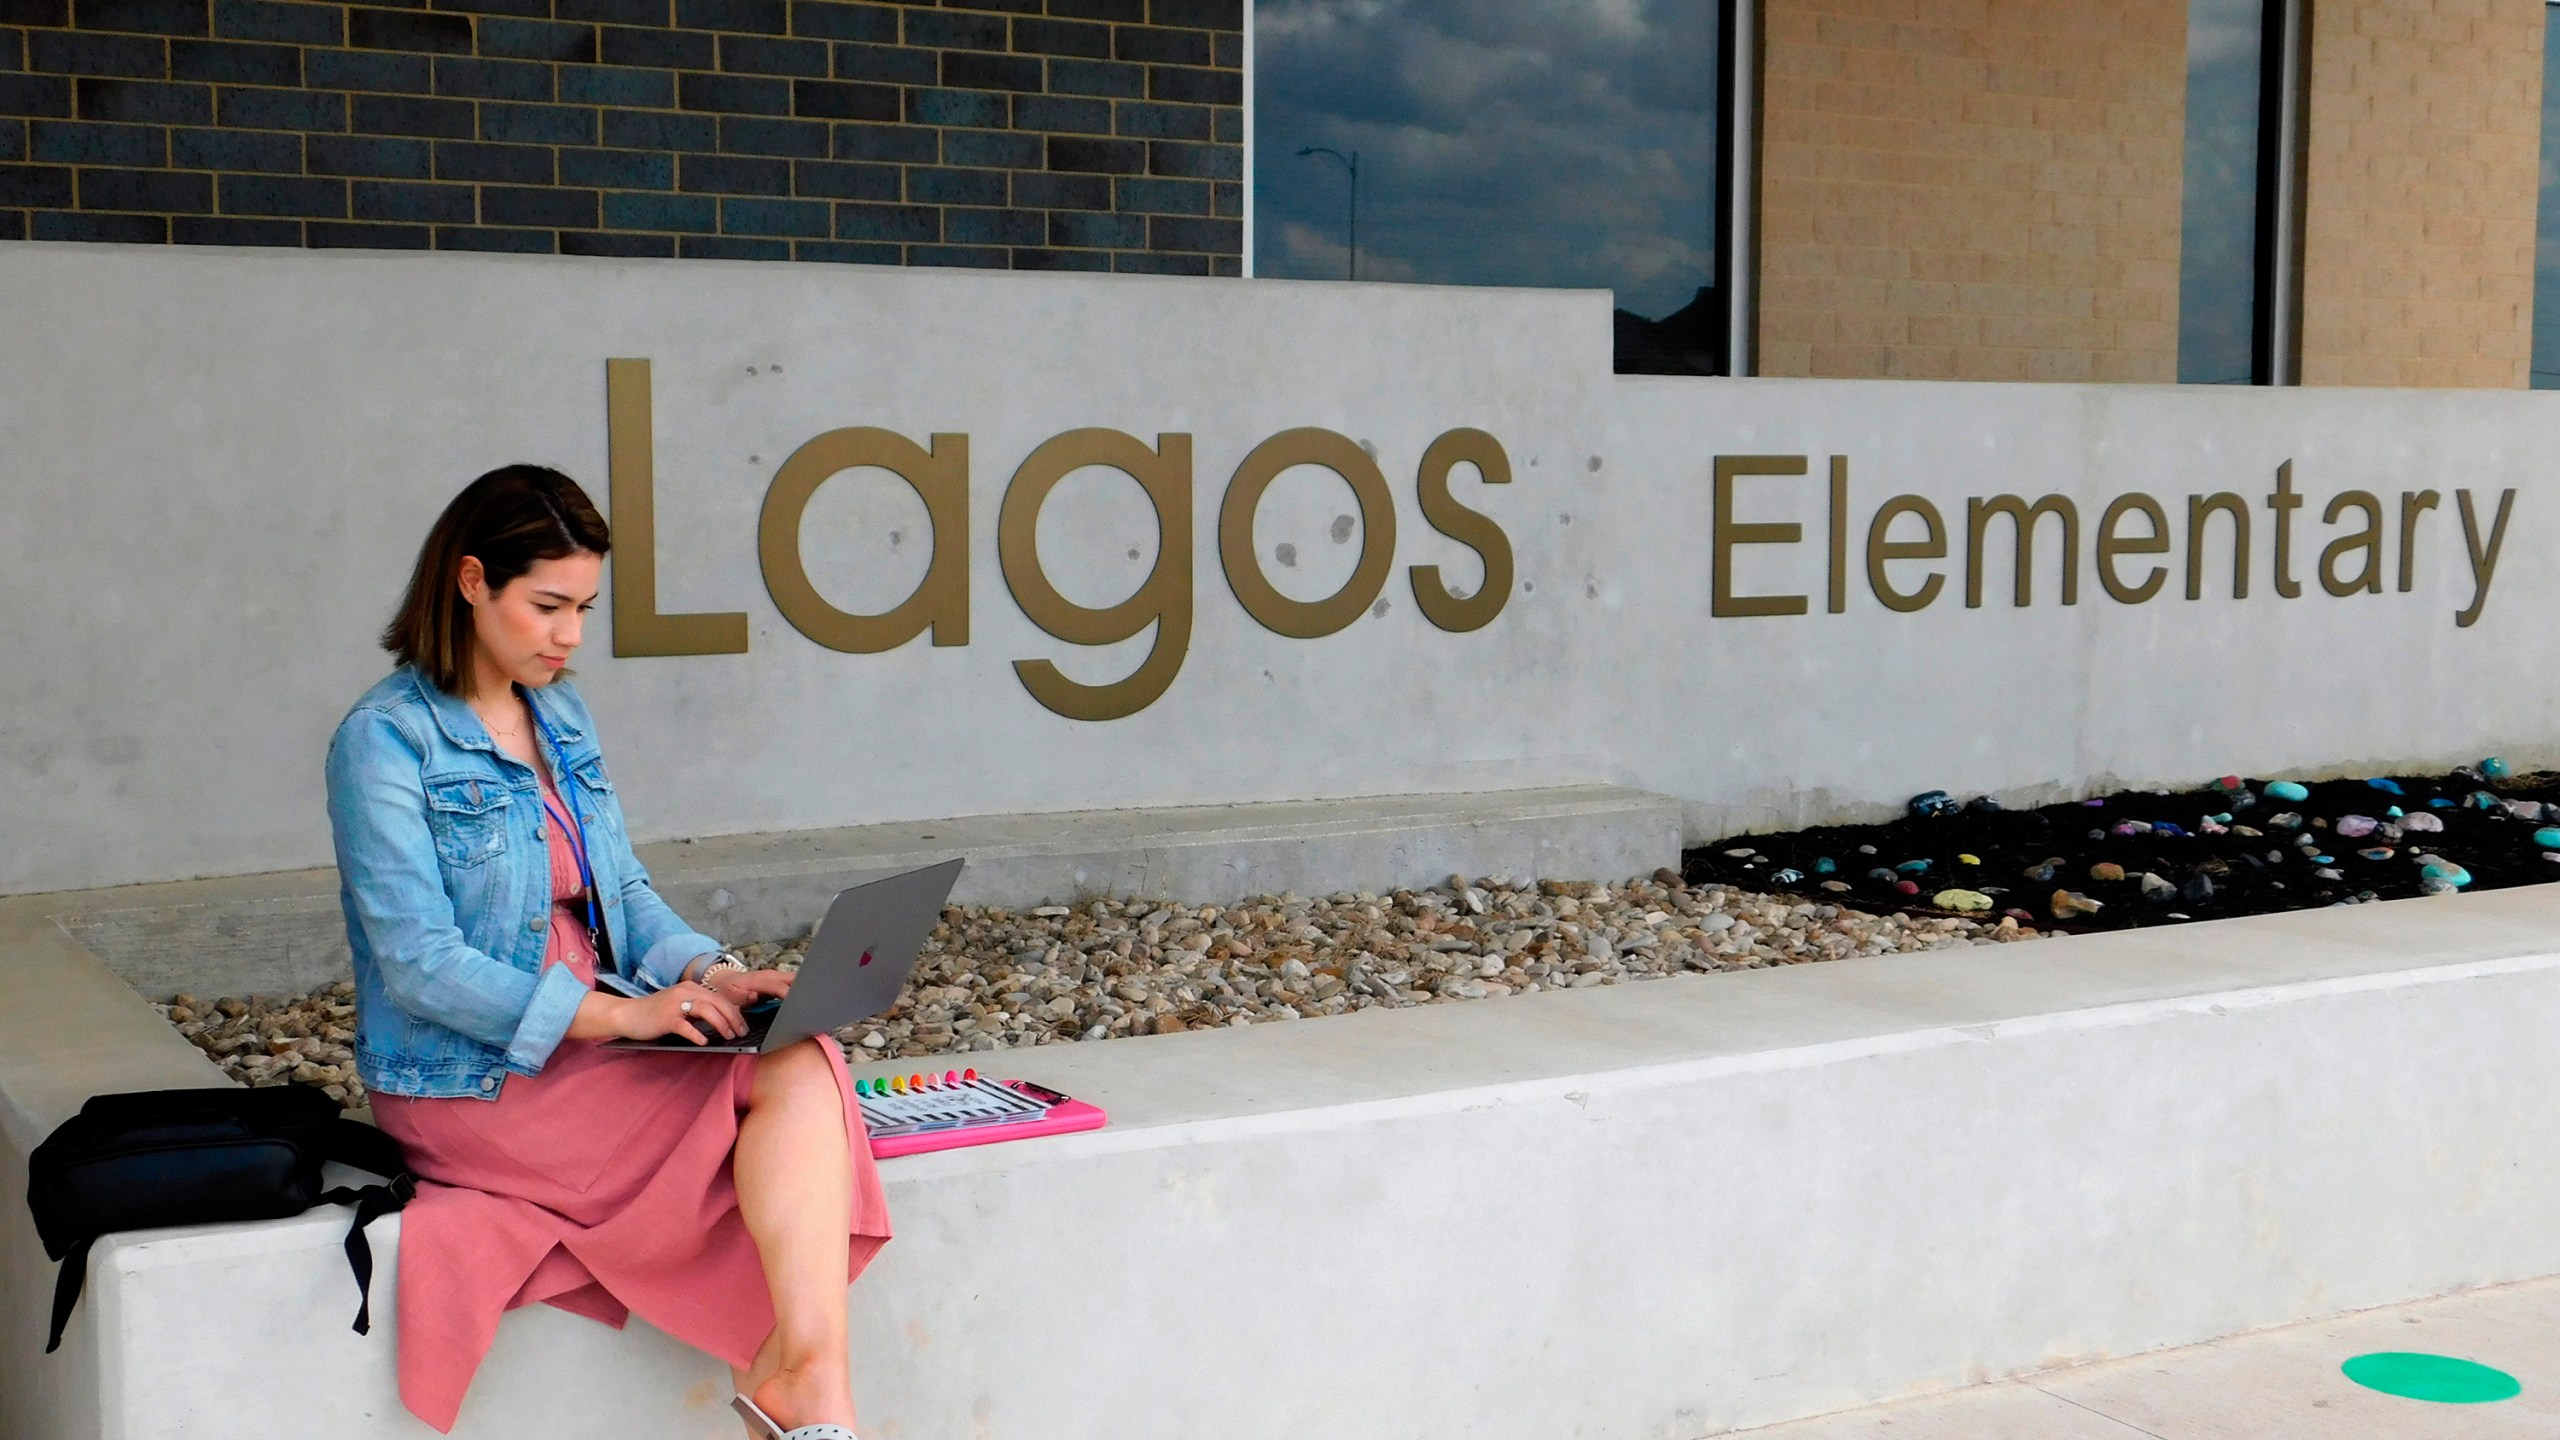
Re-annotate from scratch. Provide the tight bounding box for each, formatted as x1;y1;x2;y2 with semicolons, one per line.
638;931;722;992
503;962;592;1072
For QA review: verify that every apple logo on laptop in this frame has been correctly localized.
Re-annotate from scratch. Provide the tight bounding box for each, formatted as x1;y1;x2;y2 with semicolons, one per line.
859;950;873;967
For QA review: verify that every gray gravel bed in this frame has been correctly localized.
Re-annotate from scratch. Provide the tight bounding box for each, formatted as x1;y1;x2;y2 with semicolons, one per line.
158;869;2041;1104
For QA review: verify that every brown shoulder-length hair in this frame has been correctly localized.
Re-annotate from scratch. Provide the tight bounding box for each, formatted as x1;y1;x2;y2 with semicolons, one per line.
382;464;612;696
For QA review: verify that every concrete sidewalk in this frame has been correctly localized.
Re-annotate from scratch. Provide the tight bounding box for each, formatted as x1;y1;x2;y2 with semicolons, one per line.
1738;1274;2560;1438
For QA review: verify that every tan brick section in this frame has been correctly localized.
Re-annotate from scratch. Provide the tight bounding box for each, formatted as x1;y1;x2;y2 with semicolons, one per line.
1757;0;2189;382
2299;0;2544;389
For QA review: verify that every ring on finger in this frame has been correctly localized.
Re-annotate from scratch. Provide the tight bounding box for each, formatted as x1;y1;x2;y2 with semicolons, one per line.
679;999;695;1014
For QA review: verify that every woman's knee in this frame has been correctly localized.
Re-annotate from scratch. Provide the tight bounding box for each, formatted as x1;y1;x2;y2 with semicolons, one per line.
749;1036;837;1111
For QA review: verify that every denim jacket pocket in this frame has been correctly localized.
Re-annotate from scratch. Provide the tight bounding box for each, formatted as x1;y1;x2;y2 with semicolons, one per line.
424;773;512;869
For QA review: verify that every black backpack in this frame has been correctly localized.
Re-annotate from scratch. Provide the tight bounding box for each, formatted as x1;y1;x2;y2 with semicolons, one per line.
26;1084;414;1353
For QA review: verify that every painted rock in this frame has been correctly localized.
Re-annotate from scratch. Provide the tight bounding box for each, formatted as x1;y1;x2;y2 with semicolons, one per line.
2419;858;2473;887
1821;880;1852;893
2137;872;2176;901
2400;812;2443;833
2207;812;2234;825
2200;819;2229;836
2503;799;2548;822
2090;862;2126;882
1868;868;1899;883
2384;805;2404;818
1957;853;1981;866
1772;868;1804;885
2213;775;2246;793
1966;796;2003;814
1908;790;1959;818
2356;847;2395;862
1896;858;1932;874
1813;856;1838;874
2004;908;2038;924
2428;797;2455;808
2267;781;2310;802
1893;880;1921;896
2179;872;2214;901
2364;777;2404;795
2267;812;2305;830
2482;757;2511;779
2153;822;2189;838
1932;889;1993;912
2024;859;2061;882
2050;889;2104;918
2467;791;2501;810
2231;824;2263;838
2335;815;2378;838
2536;827;2560;849
2310;854;2335;865
2112;821;2153;837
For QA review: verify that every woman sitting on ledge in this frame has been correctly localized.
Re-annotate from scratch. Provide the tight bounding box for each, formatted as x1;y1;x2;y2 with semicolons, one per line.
324;464;886;1440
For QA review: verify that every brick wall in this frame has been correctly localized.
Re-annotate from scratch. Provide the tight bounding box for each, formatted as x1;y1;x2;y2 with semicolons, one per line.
0;0;1241;271
2298;0;2542;388
1756;0;2188;382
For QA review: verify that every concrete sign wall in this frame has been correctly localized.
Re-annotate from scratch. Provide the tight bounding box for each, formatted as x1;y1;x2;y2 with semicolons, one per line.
3;242;2554;897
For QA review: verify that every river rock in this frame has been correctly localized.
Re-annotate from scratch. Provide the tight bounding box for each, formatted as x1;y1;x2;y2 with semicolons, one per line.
2266;781;2310;802
2336;815;2378;838
2050;889;2103;918
2090;862;2125;882
1932;889;1993;912
2137;872;2176;901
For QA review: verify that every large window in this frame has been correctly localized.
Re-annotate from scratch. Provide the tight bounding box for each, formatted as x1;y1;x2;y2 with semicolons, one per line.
2533;2;2560;389
2178;0;2267;385
1252;0;1730;374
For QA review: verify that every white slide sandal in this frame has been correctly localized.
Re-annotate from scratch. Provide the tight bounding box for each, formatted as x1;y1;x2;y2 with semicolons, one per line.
731;1393;860;1440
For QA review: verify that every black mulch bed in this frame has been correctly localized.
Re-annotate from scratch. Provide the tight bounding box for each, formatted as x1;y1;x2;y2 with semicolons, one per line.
1680;767;2560;935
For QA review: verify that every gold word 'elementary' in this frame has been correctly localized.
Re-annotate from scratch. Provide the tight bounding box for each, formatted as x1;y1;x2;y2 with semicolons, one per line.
1709;457;2516;630
604;359;1517;721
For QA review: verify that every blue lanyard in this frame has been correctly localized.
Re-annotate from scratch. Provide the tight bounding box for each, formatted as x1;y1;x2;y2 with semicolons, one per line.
525;695;612;974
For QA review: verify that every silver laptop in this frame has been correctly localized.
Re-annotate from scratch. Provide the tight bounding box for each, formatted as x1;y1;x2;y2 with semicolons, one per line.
604;858;964;1055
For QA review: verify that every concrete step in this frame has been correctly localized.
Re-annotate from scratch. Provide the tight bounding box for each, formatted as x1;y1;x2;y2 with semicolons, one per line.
43;785;1683;999
27;884;2560;1439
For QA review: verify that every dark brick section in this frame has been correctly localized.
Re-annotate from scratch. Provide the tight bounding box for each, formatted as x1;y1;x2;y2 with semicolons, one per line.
1;0;1241;269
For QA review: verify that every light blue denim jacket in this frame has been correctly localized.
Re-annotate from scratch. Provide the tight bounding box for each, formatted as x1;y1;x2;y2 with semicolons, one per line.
324;664;721;1100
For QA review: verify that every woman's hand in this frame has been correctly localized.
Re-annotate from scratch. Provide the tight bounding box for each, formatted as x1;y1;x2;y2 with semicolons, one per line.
568;981;750;1045
703;965;793;1008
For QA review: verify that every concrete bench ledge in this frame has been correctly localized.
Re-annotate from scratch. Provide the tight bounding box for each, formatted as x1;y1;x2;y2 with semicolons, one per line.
10;882;2560;1437
44;784;1685;999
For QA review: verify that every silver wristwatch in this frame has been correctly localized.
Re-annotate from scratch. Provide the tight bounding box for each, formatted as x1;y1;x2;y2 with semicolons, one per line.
699;950;750;982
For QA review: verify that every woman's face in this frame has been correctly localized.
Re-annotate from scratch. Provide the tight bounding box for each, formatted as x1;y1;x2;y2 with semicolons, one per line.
458;551;603;692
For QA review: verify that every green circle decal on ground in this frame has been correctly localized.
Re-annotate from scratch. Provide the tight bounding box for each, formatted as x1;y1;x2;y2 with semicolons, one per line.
2341;1352;2521;1403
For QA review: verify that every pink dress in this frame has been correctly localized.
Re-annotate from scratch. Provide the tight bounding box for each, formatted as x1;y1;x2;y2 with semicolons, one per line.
370;761;893;1433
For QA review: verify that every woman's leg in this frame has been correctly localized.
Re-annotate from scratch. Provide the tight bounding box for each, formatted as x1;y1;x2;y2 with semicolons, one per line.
731;1038;858;1430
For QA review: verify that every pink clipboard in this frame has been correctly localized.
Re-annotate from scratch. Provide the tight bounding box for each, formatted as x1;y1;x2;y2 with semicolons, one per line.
864;1080;1109;1159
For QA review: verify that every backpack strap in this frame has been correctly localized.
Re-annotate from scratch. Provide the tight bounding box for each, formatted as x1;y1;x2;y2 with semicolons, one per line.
44;1235;94;1354
315;1116;417;1337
